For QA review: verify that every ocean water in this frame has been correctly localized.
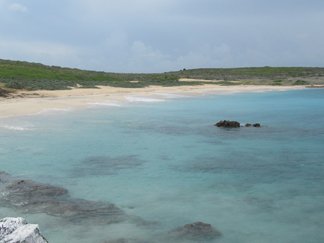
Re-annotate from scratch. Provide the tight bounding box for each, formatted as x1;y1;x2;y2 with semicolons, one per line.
0;89;324;243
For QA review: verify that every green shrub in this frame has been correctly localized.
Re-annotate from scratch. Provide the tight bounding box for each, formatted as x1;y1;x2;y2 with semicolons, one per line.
1;59;324;90
293;80;309;85
6;80;25;89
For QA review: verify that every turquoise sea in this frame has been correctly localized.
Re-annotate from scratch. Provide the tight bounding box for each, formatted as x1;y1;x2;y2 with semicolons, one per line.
1;89;324;243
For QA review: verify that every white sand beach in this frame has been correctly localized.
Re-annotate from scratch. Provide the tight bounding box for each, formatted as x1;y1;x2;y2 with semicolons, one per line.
0;84;305;118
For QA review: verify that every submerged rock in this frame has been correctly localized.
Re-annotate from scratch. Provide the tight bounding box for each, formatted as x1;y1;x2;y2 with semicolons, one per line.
72;155;145;177
245;123;252;127
0;217;48;243
104;239;151;243
0;171;11;183
215;120;240;128
169;222;221;241
4;179;68;205
0;171;126;224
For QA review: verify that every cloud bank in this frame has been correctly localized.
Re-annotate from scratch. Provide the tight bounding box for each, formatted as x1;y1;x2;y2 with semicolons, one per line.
0;0;323;72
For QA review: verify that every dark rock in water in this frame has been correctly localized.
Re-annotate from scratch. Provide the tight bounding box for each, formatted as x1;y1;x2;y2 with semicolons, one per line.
214;121;261;128
51;199;125;224
0;171;126;224
169;221;221;241
0;217;48;243
215;120;240;128
0;171;11;183
5;179;68;203
2;179;69;211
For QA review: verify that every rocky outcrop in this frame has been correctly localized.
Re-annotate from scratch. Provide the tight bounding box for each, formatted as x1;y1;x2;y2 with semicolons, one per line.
215;120;240;128
169;221;221;241
215;120;261;128
0;217;48;243
0;171;126;224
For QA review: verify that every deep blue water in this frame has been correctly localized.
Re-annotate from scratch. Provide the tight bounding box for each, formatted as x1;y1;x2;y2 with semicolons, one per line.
0;89;324;243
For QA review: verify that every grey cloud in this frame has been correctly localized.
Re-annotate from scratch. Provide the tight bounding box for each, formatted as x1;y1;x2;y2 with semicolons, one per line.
0;38;81;67
0;0;323;72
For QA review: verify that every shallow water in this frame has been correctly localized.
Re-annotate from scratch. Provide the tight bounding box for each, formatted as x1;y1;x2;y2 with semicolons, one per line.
1;89;324;243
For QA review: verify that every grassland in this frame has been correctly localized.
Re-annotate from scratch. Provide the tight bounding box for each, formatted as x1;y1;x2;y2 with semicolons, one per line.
1;59;324;95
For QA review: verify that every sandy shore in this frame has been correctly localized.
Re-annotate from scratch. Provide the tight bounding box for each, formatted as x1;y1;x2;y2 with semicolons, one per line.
0;84;305;119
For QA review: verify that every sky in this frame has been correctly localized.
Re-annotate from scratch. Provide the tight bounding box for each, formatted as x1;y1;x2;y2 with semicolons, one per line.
0;0;324;72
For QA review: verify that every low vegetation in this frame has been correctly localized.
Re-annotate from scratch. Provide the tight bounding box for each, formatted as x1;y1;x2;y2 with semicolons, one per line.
0;59;323;92
0;88;10;97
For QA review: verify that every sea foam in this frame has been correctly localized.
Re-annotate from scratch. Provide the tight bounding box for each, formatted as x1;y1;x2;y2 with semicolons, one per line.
88;102;122;107
154;93;188;99
37;108;72;114
125;96;165;103
0;125;33;131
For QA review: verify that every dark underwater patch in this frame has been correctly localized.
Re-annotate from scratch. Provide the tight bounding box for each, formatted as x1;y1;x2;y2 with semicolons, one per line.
0;171;129;224
71;155;145;177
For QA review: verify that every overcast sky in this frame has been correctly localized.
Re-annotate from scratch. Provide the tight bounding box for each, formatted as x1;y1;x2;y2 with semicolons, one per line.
0;0;323;72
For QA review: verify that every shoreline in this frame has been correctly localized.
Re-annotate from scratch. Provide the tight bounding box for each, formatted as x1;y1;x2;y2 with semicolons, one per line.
0;84;306;119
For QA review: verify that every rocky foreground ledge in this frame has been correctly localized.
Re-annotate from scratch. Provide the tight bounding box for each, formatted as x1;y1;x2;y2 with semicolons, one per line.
1;171;222;242
0;217;48;243
0;219;221;243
